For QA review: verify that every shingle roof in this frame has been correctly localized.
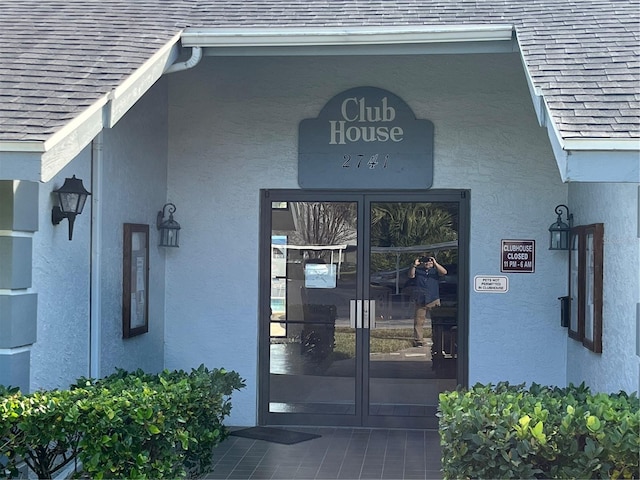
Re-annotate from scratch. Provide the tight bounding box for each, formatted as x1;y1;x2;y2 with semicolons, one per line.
0;0;638;144
0;1;191;142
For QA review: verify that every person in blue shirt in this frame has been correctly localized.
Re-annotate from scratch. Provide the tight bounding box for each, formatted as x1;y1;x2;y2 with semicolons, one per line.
408;255;447;347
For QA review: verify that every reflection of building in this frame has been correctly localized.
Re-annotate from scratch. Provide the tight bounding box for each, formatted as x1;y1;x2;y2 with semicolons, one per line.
273;244;349;274
270;243;350;322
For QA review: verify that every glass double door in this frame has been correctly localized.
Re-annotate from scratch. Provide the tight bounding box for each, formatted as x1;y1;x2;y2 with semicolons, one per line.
260;190;466;428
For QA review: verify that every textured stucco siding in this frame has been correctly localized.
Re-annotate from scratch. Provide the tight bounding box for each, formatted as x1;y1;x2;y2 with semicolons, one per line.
29;80;169;389
96;80;169;377
165;53;568;425
567;183;640;394
31;150;92;390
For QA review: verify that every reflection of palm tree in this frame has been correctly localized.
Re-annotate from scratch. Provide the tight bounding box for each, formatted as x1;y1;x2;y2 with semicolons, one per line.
370;203;456;271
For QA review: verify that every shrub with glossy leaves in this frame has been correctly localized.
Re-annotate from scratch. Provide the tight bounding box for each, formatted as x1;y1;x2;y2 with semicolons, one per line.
1;386;83;479
438;382;639;479
1;365;245;479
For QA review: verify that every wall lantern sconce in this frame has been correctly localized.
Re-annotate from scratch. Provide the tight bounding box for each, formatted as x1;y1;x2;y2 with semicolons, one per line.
157;203;181;247
548;204;573;250
51;175;91;241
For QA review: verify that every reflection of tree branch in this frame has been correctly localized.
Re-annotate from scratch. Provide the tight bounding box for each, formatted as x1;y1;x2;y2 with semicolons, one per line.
292;202;356;258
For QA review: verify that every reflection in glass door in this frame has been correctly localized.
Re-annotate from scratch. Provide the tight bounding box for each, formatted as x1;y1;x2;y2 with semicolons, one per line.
268;200;360;421
261;192;465;427
367;200;458;424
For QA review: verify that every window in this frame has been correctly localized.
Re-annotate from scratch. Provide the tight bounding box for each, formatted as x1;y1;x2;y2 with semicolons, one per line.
568;223;604;353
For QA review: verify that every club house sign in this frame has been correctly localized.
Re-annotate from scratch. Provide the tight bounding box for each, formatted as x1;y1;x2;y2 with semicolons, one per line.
298;87;434;189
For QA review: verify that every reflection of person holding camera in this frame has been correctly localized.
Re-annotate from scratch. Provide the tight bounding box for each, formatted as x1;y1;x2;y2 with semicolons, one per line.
409;255;447;347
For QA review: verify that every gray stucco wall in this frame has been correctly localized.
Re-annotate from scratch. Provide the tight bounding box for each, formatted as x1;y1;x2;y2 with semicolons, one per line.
29;79;169;389
165;53;569;425
31;150;92;389
96;79;169;377
20;50;638;425
567;182;640;394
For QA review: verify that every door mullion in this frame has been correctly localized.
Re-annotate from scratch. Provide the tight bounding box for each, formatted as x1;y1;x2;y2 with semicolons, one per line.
360;196;373;424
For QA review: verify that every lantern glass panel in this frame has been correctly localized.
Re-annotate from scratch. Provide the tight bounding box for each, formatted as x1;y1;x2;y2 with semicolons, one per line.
549;220;569;250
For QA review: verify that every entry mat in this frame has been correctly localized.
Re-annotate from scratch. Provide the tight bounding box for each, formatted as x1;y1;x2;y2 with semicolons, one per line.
229;426;321;445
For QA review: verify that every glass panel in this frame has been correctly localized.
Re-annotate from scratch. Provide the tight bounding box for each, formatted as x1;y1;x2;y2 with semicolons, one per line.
269;201;358;415
368;202;458;417
584;232;595;342
569;234;580;335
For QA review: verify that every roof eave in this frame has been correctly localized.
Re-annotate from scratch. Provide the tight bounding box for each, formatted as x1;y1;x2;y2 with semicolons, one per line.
181;25;516;48
516;35;639;183
0;32;183;183
562;138;640;152
545;116;640;183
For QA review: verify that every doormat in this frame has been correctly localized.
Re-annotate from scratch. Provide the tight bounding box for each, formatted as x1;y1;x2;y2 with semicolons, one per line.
230;426;321;445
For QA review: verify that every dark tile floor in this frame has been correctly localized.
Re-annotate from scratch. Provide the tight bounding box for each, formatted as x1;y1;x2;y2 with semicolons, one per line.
206;427;443;480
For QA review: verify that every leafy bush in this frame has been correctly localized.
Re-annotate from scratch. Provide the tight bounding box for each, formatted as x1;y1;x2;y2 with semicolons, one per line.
438;382;639;479
1;365;245;479
1;387;83;478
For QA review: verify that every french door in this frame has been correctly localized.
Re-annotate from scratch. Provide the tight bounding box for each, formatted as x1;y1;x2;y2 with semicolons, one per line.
259;190;468;428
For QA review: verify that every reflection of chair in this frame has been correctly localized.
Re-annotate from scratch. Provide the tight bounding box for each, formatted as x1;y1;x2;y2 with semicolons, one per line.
299;280;336;360
431;309;457;371
389;293;414;319
300;303;337;360
369;284;390;320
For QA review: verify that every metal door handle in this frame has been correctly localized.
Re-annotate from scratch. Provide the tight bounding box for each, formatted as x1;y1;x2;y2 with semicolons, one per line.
368;300;376;330
363;300;370;329
349;300;362;328
350;299;376;329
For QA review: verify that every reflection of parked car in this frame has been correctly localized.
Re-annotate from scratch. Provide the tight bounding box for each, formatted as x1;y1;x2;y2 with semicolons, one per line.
438;263;458;304
370;266;411;292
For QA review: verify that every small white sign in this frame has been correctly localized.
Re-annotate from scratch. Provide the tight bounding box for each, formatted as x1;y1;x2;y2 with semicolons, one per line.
305;264;337;288
474;275;509;293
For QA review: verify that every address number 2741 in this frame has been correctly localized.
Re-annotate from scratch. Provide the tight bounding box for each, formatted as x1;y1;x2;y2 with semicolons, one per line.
342;154;389;169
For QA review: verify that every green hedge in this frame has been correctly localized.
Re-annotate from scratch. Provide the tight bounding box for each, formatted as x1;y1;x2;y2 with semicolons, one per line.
438;382;639;479
1;365;245;479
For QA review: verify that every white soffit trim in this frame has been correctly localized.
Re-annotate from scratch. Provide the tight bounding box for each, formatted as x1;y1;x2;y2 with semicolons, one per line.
110;32;182;127
0;142;45;153
181;25;515;48
562;138;640;151
40;95;110;182
43;95;109;153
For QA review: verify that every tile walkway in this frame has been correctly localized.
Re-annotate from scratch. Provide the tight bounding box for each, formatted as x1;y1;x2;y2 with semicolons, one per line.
206;427;442;480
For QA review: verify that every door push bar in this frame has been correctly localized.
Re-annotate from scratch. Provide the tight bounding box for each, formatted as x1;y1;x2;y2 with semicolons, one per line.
349;300;377;329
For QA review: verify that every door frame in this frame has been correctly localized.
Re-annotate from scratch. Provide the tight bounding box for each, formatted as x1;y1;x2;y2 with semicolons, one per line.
258;189;470;427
